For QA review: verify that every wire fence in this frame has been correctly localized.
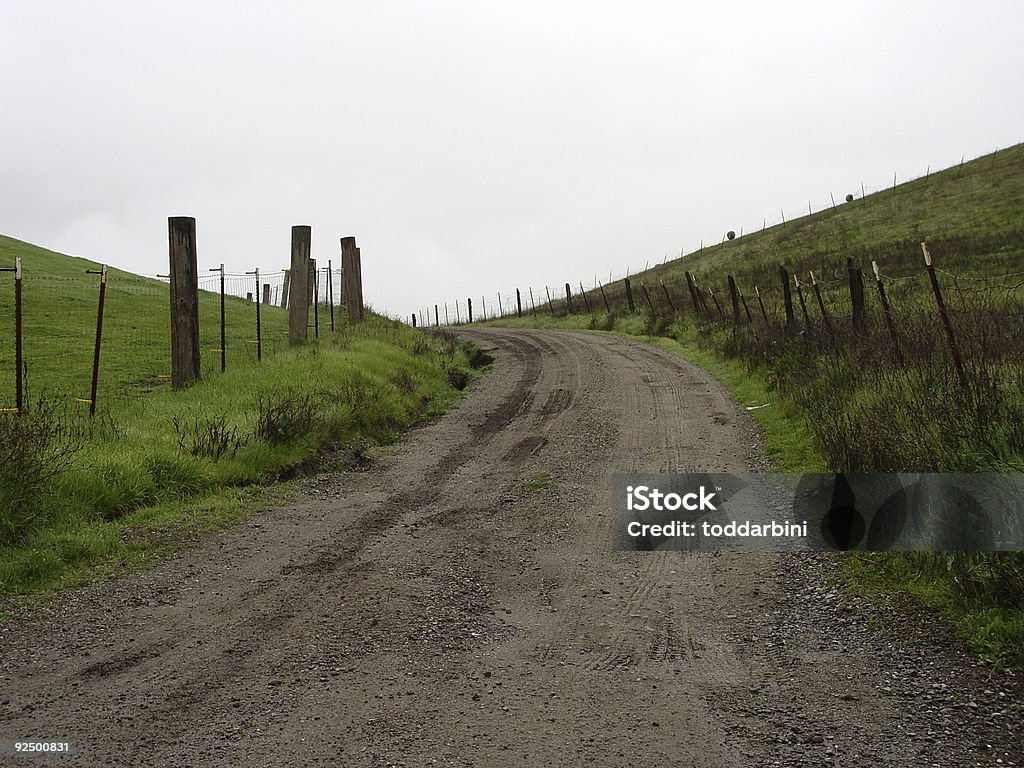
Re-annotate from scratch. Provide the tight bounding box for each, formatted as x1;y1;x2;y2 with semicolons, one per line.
0;265;347;413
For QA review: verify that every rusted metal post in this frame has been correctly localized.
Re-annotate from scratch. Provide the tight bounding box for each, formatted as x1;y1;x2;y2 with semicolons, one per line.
660;281;676;314
328;260;335;331
872;261;904;365
641;282;656;315
246;268;263;362
922;242;967;388
580;282;592;314
810;270;835;344
794;274;811;335
86;265;107;416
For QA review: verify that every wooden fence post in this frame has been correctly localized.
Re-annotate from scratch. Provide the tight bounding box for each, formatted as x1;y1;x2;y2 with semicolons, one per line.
529;287;537;316
289;226;311;343
847;256;865;331
354;246;364;320
262;283;271;305
546;286;555;316
922;242;968;388
168;216;201;389
280;269;290;309
516;288;522;318
623;277;636;313
435;304;440;326
684;271;700;313
468;297;473;323
598;282;611;313
340;236;362;323
564;283;574;314
780;265;795;330
871;261;904;365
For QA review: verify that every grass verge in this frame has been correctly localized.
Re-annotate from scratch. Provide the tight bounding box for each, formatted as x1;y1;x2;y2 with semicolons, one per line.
1;316;477;595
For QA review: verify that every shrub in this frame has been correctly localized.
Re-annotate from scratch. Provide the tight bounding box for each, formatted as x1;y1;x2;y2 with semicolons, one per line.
0;402;82;546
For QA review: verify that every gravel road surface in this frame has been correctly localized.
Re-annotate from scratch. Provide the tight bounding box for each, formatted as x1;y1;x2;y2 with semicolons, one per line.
1;328;1020;767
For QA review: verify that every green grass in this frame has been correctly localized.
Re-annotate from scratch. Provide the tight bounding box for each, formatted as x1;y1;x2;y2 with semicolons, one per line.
521;471;553;492
0;234;292;408
1;236;477;594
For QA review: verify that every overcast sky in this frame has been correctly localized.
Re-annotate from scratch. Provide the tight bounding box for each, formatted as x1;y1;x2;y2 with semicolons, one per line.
2;1;1022;319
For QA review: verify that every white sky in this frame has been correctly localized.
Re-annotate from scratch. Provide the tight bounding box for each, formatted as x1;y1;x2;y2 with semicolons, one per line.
2;1;1022;319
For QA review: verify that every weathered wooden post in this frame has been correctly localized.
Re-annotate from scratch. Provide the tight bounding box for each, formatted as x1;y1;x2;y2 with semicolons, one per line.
545;286;555;316
529;287;537;316
623;277;636;313
262;283;271;305
288;226;311;344
922;242;967;388
598;282;611;313
516;288;522;318
871;261;904;365
435;304;440;327
684;271;700;314
780;265;795;330
280;269;290;309
340;237;363;323
468;297;473;323
412;314;417;328
354;246;364;319
565;283;574;314
847;256;865;331
168;216;201;389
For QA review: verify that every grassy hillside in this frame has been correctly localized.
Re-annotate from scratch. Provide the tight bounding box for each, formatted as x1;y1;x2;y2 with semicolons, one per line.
0;234;291;410
483;142;1024;666
0;237;475;594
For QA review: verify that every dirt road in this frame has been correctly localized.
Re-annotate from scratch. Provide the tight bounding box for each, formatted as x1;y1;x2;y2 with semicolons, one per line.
1;329;1020;767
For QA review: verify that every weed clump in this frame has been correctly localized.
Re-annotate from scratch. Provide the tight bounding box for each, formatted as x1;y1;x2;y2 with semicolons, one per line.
0;402;82;546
